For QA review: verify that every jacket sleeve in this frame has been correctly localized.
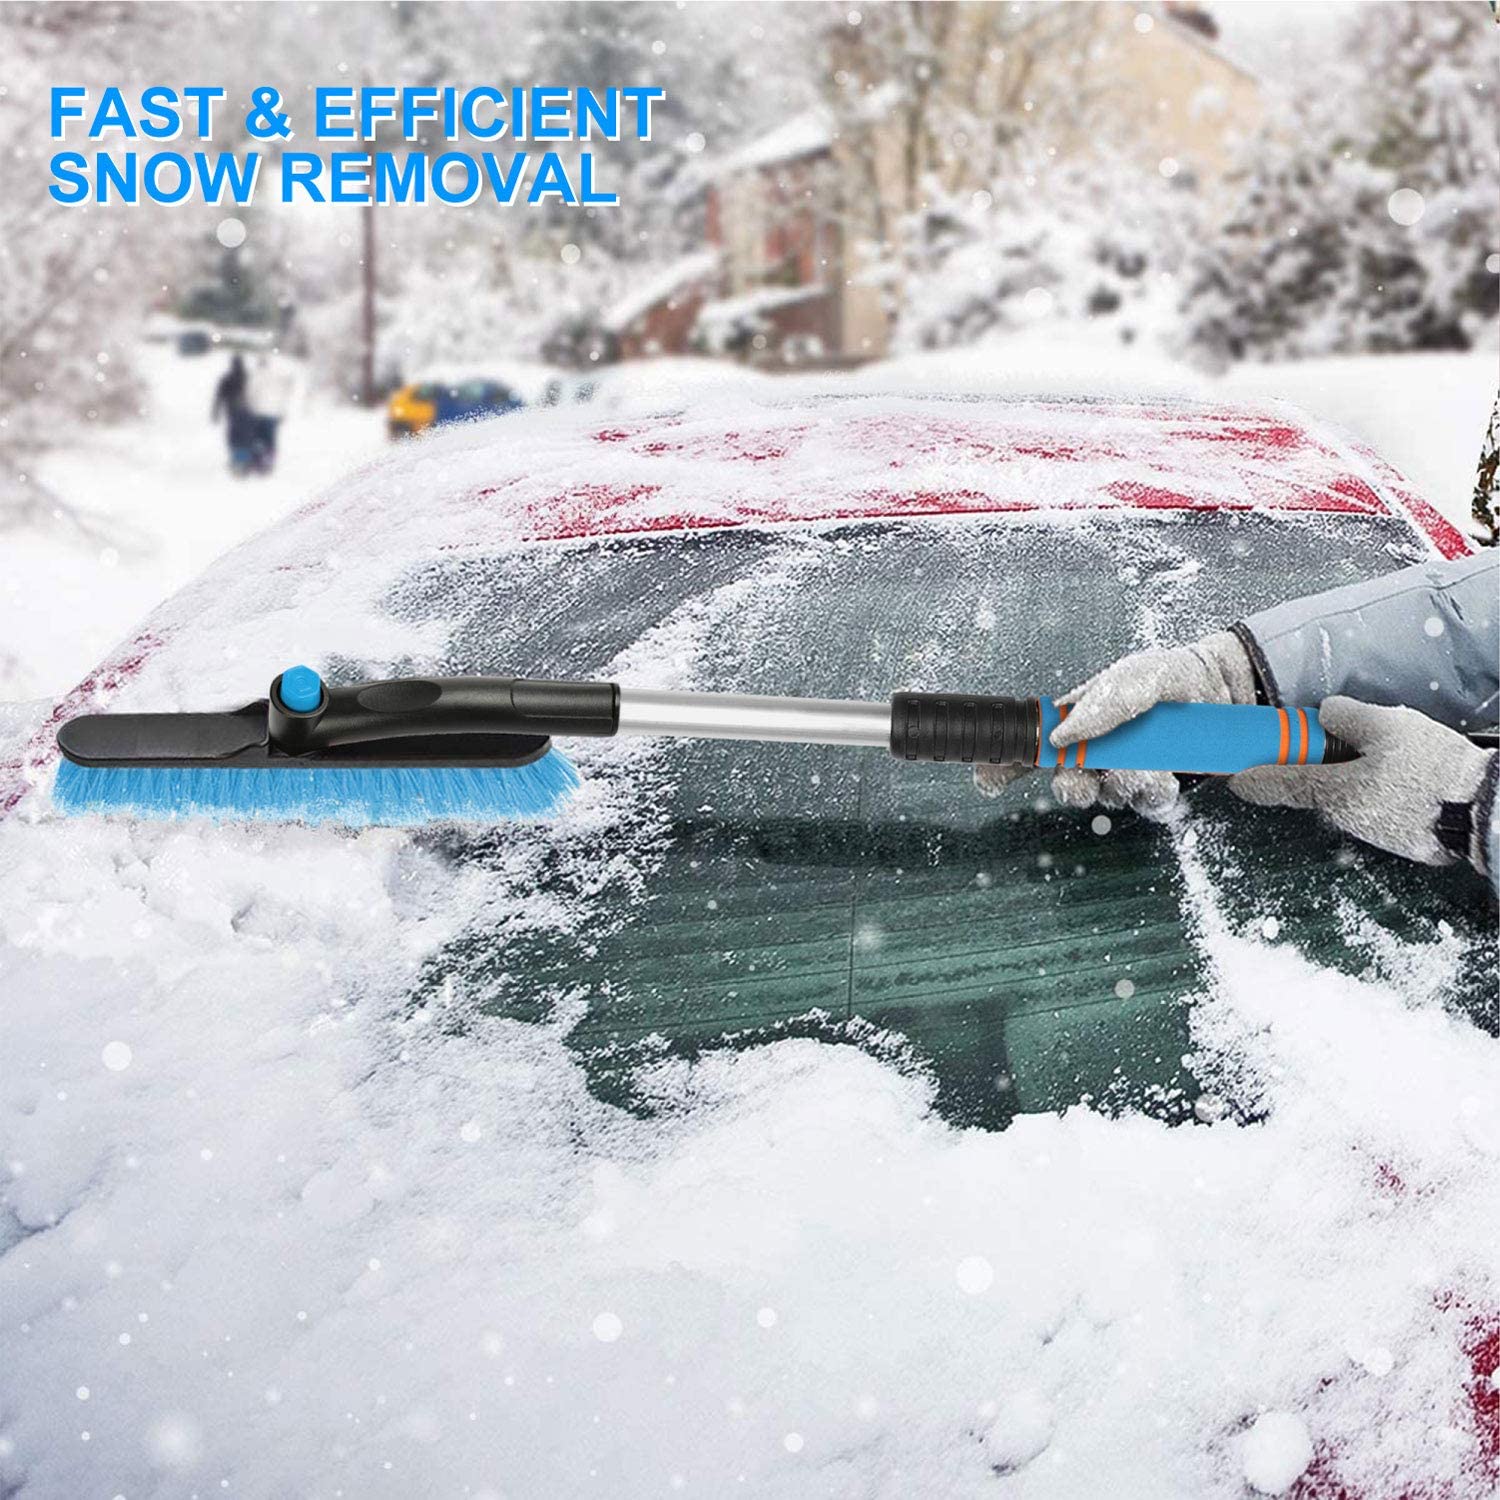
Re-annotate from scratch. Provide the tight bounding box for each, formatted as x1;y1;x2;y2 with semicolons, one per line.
1235;550;1499;888
1233;551;1498;733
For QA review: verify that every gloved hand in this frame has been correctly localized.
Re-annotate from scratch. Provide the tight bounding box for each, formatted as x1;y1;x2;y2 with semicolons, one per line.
1230;696;1495;869
975;630;1257;816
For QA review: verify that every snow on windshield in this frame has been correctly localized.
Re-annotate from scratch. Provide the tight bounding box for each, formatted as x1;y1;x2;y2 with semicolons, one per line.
1;395;1495;1498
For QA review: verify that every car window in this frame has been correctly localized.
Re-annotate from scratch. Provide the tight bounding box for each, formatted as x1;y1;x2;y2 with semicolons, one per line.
382;511;1485;1129
412;382;442;402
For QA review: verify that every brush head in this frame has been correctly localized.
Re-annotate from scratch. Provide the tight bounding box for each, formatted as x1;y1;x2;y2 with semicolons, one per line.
52;666;585;827
51;750;581;826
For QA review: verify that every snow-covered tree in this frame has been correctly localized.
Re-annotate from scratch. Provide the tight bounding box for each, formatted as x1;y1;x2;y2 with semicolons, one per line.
0;4;204;518
815;3;1173;352
1181;1;1497;366
895;163;1199;353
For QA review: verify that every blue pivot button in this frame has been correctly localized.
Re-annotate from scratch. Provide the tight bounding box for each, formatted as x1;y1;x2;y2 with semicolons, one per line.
278;664;323;712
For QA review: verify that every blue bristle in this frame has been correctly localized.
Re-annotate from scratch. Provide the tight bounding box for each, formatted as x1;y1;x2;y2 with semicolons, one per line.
52;749;581;827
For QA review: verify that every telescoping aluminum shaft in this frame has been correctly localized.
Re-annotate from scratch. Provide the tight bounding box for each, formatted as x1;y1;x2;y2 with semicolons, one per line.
615;688;891;747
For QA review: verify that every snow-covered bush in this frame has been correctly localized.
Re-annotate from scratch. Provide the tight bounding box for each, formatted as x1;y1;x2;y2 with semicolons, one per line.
895;167;1198;354
1181;2;1496;367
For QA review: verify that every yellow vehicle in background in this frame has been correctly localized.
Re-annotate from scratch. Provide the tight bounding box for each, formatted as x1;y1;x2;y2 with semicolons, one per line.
387;362;577;438
386;381;440;438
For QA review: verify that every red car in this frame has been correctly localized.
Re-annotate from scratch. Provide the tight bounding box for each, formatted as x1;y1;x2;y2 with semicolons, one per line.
2;391;1493;1498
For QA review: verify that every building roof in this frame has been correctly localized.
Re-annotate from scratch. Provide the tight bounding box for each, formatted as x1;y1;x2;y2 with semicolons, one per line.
712;109;835;179
695;283;828;329
1147;1;1261;84
602;251;721;335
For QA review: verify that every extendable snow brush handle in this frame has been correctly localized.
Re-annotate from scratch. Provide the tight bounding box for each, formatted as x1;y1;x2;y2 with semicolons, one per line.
56;667;1353;776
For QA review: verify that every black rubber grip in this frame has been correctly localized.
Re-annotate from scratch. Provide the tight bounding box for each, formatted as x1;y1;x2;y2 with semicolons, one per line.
269;675;620;755
1322;733;1356;764
888;692;1038;764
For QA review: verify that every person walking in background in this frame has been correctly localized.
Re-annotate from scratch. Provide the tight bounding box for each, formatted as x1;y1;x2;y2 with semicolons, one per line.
211;353;265;474
243;351;299;468
210;353;246;428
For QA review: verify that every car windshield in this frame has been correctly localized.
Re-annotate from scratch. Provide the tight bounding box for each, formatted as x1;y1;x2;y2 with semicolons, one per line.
380;509;1494;1129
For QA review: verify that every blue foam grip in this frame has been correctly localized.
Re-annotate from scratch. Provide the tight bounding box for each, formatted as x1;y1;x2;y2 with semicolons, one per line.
1038;697;1327;775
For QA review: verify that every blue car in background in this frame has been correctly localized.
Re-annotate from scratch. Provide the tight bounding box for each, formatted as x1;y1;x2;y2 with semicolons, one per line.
387;361;574;438
434;377;523;428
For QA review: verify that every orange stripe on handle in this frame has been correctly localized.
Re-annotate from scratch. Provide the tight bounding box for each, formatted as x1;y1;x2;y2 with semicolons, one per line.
1275;708;1291;765
1055;703;1069;768
1294;707;1309;766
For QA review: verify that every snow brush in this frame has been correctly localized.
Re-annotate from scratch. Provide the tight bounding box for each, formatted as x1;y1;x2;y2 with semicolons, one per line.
52;664;1354;827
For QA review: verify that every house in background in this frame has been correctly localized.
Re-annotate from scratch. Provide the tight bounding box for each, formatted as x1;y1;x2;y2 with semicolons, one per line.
694;110;893;368
605;1;1263;370
1081;2;1262;183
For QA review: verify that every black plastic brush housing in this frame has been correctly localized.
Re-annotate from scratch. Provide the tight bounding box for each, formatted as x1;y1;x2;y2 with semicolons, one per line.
57;673;623;771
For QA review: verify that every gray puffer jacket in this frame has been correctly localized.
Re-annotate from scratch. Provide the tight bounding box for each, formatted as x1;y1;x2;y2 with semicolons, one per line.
1233;550;1499;888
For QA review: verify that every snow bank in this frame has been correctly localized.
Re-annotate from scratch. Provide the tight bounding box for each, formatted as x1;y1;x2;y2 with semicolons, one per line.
582;356;773;415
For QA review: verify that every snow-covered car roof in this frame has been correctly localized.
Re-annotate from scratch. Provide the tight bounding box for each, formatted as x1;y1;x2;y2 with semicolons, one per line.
2;390;1495;1499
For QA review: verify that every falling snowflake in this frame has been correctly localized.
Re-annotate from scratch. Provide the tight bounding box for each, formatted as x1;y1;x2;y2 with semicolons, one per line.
955;1256;994;1294
1387;188;1425;226
1022;287;1055;319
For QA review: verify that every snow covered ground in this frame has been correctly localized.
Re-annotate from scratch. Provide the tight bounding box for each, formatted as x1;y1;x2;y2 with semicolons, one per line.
1;347;1496;1500
0;345;381;700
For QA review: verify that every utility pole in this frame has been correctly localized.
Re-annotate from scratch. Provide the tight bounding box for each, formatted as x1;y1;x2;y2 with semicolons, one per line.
360;201;377;406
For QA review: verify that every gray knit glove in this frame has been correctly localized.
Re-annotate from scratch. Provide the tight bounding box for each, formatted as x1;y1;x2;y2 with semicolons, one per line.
1231;696;1495;870
975;631;1257;816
